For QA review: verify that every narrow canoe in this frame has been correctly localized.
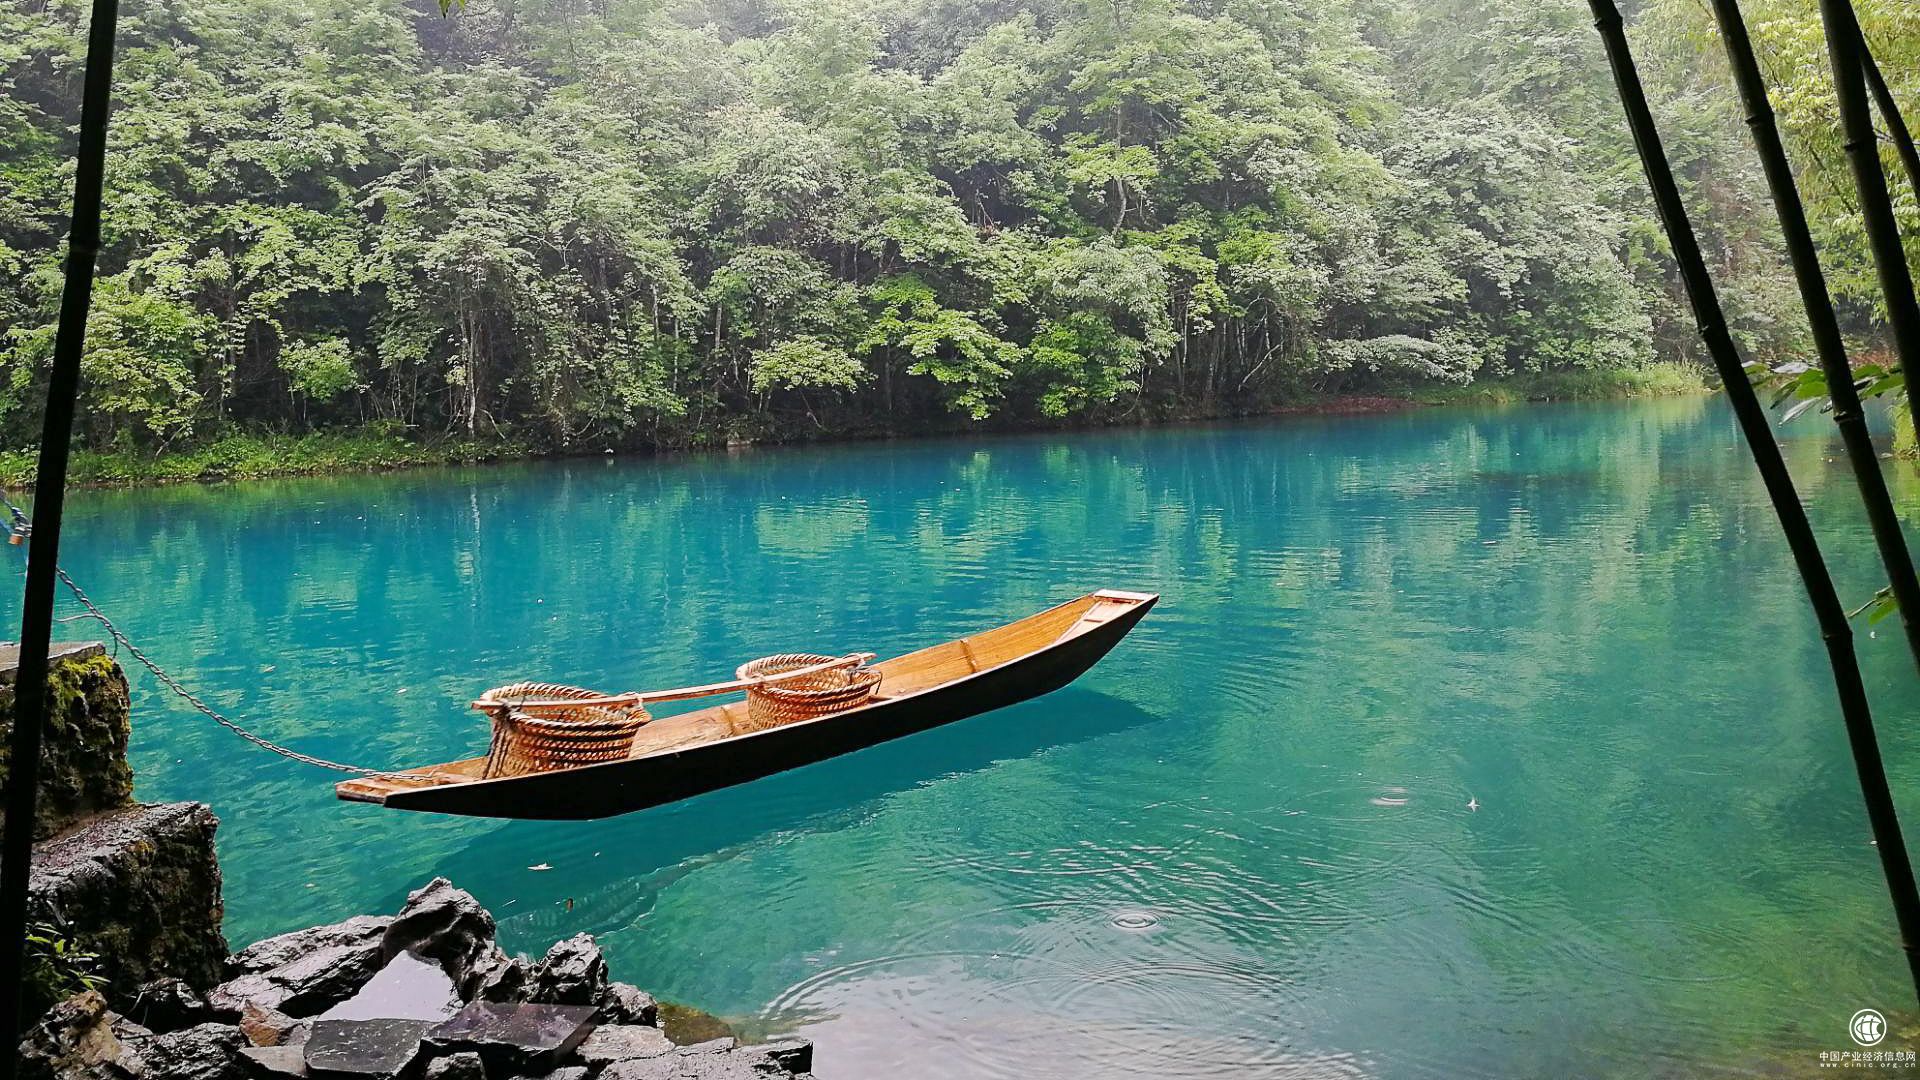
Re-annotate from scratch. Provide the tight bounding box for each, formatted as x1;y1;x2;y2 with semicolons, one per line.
336;589;1157;820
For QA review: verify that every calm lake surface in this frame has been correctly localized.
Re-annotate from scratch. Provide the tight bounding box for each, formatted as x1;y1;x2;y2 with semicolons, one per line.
15;397;1920;1077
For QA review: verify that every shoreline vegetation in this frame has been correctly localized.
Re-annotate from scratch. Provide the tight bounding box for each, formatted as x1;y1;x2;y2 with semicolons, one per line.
0;364;1711;489
2;0;1909;481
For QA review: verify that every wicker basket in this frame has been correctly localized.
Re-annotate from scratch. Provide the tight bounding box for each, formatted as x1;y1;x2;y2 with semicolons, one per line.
476;682;651;778
735;654;882;731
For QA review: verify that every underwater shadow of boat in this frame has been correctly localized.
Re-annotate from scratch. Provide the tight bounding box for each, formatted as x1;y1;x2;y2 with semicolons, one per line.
395;687;1165;939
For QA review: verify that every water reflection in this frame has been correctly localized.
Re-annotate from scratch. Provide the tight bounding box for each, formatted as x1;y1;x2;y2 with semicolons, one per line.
10;396;1919;1078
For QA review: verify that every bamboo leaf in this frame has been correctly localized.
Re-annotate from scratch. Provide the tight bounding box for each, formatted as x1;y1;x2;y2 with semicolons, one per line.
1781;396;1826;423
1849;585;1897;623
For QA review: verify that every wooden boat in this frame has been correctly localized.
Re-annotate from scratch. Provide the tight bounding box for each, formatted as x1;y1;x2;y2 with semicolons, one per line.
337;590;1157;820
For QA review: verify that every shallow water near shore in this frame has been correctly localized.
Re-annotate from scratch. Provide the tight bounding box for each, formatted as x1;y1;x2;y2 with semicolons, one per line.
14;397;1920;1078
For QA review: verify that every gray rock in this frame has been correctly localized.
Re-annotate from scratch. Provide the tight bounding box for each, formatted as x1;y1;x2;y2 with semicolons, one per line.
28;802;227;999
239;1044;310;1077
528;934;606;1007
677;1037;737;1053
473;954;532;1003
420;1050;486;1080
761;1040;813;1074
16;990;148;1080
302;1018;435;1078
225;907;389;976
134;1022;249;1080
227;916;391;979
424;1001;597;1073
318;951;461;1023
533;1068;589;1080
597;982;657;1026
575;1024;674;1066
214;916;392;1019
598;1047;806;1080
381;880;501;998
122;976;209;1033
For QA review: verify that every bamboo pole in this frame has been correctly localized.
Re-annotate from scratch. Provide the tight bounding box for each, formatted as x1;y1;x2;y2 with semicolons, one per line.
1819;0;1920;447
1861;40;1920;200
1705;0;1920;677
1588;0;1920;1003
0;0;121;1065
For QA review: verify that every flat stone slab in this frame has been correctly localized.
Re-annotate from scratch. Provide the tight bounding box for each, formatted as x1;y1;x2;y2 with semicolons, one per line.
0;641;104;680
426;1001;597;1072
303;1017;435;1077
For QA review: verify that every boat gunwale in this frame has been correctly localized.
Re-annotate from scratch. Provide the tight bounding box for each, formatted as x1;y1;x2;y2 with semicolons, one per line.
341;589;1155;804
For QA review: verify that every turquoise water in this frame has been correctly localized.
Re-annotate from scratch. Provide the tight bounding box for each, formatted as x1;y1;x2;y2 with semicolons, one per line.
13;397;1920;1077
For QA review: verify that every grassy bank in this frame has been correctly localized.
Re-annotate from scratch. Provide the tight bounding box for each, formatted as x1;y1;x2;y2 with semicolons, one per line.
0;365;1712;489
0;430;529;488
1398;361;1712;405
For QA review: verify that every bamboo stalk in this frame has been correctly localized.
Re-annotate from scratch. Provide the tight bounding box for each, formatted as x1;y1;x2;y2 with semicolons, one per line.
1589;0;1920;1003
0;0;122;1066
1819;0;1920;447
1706;0;1920;677
1861;39;1920;200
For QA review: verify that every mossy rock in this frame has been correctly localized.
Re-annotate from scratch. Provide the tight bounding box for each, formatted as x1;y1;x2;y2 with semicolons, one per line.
0;644;135;839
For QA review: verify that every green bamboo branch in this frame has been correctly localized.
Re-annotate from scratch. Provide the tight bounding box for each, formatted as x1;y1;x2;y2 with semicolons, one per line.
1706;0;1920;677
1589;0;1920;1004
1819;0;1920;448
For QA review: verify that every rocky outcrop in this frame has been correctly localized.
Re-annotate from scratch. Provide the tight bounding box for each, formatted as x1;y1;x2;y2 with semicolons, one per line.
22;878;817;1079
0;644;135;841
212;914;391;1018
27;801;227;1000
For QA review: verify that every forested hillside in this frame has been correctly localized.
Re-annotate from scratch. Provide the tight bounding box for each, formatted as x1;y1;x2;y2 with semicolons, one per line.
0;0;1914;455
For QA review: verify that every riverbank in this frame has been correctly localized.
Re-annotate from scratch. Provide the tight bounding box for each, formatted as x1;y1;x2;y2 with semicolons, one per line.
0;365;1711;489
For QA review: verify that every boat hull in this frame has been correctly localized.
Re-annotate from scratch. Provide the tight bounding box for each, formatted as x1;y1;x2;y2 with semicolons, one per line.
370;593;1155;819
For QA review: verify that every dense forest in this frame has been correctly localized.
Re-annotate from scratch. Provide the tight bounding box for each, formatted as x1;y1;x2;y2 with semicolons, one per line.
0;0;1914;454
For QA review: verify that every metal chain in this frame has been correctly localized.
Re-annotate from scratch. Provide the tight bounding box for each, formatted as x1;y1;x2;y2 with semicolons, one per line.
1;488;404;777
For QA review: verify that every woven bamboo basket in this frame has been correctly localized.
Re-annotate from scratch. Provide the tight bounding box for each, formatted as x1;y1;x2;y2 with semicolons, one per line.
475;682;651;778
734;654;882;732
